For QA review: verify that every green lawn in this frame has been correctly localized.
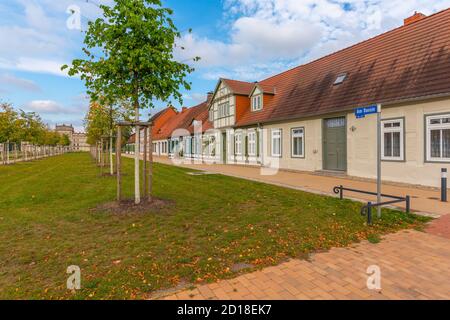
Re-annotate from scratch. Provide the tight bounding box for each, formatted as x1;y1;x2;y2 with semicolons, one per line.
0;153;429;299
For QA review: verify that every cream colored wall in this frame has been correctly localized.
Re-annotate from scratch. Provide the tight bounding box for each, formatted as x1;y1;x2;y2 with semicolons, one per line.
258;97;450;187
348;97;450;187
262;119;323;171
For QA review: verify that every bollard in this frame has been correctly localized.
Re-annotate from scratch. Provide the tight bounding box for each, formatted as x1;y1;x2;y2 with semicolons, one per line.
442;168;448;202
367;202;373;226
405;195;410;213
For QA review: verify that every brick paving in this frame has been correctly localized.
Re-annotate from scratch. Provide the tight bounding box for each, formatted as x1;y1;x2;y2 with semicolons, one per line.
426;214;450;239
160;230;450;300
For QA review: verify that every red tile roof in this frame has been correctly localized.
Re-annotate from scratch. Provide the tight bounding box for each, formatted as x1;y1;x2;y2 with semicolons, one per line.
153;101;213;140
236;8;450;127
222;78;255;96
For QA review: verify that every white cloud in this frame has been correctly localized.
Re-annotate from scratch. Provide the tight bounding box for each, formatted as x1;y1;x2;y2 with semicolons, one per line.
0;57;68;77
25;100;64;114
0;73;41;92
178;0;450;81
0;0;112;76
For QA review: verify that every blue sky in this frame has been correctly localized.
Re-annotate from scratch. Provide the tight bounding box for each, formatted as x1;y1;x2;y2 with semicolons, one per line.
0;0;449;131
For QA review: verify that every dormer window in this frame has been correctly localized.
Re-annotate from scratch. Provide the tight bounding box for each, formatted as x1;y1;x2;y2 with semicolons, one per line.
252;95;262;111
334;73;347;85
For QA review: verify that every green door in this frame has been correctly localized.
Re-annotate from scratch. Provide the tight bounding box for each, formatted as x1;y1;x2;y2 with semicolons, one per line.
323;117;347;171
222;132;227;164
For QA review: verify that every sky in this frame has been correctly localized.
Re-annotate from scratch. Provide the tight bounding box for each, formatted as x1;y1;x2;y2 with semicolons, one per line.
0;0;449;131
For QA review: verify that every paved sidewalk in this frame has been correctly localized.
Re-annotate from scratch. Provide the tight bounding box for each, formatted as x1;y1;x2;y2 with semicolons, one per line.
161;230;450;300
151;156;450;217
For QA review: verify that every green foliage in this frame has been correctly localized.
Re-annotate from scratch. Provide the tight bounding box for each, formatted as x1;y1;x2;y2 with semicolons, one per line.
0;102;64;146
0;103;19;143
63;0;198;113
84;100;133;145
59;134;71;147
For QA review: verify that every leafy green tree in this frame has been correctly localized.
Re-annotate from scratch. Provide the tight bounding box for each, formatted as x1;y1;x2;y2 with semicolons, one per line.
0;103;18;143
18;110;47;145
63;0;198;203
85;100;133;174
59;134;71;147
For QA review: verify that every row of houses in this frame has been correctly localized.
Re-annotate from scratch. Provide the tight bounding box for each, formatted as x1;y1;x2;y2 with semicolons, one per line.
132;9;450;188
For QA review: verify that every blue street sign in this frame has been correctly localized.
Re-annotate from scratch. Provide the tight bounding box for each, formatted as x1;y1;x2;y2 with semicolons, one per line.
355;105;378;119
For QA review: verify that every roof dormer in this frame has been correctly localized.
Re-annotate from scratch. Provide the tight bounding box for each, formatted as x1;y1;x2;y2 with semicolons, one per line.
249;83;276;112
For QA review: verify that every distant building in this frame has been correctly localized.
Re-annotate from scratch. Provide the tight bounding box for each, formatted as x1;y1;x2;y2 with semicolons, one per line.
55;124;90;152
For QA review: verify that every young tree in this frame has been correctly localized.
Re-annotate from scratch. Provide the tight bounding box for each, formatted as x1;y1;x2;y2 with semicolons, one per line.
85;100;133;174
63;0;197;204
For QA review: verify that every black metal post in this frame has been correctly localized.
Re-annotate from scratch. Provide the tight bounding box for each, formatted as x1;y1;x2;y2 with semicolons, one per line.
405;196;410;213
441;168;447;202
367;202;372;225
339;185;343;200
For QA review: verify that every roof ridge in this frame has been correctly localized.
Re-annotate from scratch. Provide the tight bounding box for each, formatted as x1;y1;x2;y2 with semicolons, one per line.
221;77;255;84
260;7;450;84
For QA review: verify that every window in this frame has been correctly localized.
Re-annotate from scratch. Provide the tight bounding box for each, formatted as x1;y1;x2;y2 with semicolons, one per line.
218;102;230;118
235;132;242;155
334;73;347;85
209;136;216;156
381;119;404;161
252;95;262;111
426;114;450;162
248;131;256;156
209;109;214;122
271;129;282;157
291;128;305;158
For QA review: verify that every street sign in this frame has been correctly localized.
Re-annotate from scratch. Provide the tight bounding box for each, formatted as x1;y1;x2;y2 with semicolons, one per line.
355;103;383;218
355;105;378;118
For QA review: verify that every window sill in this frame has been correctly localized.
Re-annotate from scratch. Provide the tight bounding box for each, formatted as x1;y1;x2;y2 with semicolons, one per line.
425;159;450;164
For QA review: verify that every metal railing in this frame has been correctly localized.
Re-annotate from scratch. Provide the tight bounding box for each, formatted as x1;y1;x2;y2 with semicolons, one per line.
333;185;410;225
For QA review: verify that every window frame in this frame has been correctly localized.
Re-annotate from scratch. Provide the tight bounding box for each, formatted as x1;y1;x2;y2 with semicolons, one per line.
425;113;450;163
381;118;405;162
218;102;230;119
271;129;282;158
235;131;243;156
291;127;305;159
251;94;263;112
247;130;257;156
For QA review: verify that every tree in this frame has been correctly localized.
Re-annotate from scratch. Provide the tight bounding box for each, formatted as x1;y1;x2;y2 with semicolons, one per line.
59;134;71;147
84;100;133;174
0;103;18;143
63;0;198;204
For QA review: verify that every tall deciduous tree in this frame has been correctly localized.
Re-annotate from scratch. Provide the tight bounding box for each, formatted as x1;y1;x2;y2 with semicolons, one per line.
63;0;197;204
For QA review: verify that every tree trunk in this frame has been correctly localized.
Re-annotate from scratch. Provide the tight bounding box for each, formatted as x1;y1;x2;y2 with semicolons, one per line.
134;107;141;204
110;130;114;175
149;125;153;201
116;126;122;202
6;141;10;164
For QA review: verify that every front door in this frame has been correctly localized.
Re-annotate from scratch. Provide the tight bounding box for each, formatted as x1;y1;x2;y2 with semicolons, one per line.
323;117;347;171
222;132;227;164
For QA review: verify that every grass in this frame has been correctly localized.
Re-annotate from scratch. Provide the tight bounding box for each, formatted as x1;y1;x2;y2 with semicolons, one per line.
0;153;430;299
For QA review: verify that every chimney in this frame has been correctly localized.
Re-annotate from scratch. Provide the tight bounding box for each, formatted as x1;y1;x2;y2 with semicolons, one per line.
207;91;214;102
404;12;426;26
